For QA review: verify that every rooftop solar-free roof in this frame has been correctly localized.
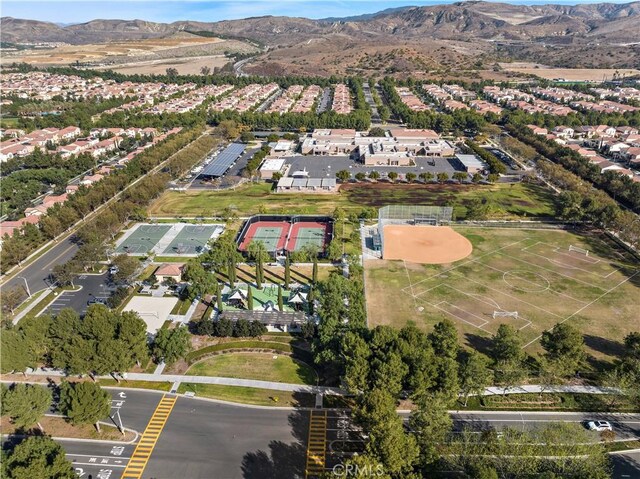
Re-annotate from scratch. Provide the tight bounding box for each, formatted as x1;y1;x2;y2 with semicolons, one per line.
200;143;245;178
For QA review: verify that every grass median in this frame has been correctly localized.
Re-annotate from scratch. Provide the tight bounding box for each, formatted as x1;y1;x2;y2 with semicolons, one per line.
176;383;314;407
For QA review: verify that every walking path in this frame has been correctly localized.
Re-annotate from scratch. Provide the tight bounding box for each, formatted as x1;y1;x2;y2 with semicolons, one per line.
13;367;621;397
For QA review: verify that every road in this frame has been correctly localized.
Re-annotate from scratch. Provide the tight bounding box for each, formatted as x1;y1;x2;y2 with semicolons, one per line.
56;388;640;479
362;82;381;124
60;388;307;479
4;236;79;296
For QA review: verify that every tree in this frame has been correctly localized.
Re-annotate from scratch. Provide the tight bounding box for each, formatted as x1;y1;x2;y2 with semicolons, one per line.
196;319;215;336
249;320;267;337
540;322;586;377
165;67;178;78
51;262;78;287
410;391;453;467
217;120;240;140
2;436;75;479
458;350;492;406
152;326;190;365
369;127;386;137
247;286;254;310
277;284;283;312
368;170;380;181
437;172;449;183
387;171;398;183
355;172;367;182
1;286;24;314
419;171;434;183
326;239;342;262
111;254;139;283
312;255;318;284
429;319;458;359
200;65;211;76
472;172;483;183
182;260;216;301
240;131;255;143
301;320;316;340
284;255;291;289
406;172;417;183
215;317;233;337
336;170;351;182
453;171;468;183
215;281;223;312
487;173;500;183
59;381;111;432
491;324;527;390
234;318;251;337
3;383;52;432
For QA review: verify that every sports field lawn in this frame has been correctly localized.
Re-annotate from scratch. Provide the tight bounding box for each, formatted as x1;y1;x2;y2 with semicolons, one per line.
148;182;555;219
365;227;639;362
185;352;318;385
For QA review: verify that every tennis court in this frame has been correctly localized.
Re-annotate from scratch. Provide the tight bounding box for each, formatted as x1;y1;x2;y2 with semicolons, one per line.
287;223;328;252
161;224;224;255
238;221;290;252
115;224;171;255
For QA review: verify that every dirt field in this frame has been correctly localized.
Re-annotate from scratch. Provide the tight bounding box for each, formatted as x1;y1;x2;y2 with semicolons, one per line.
382;225;472;264
3;35;225;64
365;227;639;362
94;55;230;75
499;63;640;81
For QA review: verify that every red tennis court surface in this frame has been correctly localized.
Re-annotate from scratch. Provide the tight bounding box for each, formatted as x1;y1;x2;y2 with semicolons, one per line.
238;221;289;252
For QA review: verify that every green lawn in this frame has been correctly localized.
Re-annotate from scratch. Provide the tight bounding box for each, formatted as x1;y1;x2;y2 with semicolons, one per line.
148;182;556;219
176;383;314;407
185;352;317;385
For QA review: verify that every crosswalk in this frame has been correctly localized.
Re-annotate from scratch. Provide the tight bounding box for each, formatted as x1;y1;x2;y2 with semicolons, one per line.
305;410;327;478
121;395;177;479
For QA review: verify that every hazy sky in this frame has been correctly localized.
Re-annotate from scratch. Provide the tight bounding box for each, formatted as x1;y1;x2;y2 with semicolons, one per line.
1;0;633;24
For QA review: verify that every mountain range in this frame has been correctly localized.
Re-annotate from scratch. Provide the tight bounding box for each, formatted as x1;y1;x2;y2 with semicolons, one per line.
2;1;639;74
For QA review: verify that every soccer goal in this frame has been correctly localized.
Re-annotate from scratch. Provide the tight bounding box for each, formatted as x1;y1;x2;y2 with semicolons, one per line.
568;245;589;256
493;310;519;320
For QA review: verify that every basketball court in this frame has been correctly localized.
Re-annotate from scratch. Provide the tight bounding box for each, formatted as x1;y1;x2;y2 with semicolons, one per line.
162;224;225;255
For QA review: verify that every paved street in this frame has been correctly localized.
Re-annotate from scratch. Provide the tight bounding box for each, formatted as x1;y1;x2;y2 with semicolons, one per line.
52;388;640;479
3;236;79;296
42;272;114;317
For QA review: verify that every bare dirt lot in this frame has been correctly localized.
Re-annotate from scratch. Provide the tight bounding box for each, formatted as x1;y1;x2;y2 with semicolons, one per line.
499;63;640;81
382;225;473;264
95;55;230;75
4;35;224;64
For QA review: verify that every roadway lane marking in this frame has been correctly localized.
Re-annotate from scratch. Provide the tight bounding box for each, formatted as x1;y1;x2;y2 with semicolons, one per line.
305;410;327;478
121;395;176;479
41;243;77;271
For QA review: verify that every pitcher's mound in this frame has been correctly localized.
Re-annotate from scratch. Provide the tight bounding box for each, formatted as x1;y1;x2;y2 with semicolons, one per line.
383;225;472;264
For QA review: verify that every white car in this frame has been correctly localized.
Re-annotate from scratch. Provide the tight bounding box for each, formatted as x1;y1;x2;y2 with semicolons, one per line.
587;420;612;432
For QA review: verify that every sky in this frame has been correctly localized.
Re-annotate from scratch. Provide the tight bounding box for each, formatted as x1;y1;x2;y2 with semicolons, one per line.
1;0;634;24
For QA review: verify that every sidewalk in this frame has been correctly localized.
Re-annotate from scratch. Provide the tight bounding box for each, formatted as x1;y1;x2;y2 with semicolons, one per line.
481;385;621;396
19;368;345;395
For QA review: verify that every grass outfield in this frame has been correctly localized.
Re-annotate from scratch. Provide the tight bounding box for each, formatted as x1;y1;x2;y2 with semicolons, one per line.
365;227;639;362
176;383;314;407
148;182;555;219
185;352;318;385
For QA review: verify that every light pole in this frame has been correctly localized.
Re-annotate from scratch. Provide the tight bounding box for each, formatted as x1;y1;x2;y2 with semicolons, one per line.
17;276;31;298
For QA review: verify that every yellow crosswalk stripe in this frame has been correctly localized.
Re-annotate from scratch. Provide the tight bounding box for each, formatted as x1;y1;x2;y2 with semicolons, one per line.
121;395;177;479
305;410;327;478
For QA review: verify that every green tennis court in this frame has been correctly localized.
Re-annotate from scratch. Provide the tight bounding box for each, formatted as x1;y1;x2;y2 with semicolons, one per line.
250;226;285;251
115;224;171;255
289;226;326;252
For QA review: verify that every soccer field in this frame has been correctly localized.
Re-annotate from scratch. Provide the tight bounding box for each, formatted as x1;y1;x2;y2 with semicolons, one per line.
365;227;639;358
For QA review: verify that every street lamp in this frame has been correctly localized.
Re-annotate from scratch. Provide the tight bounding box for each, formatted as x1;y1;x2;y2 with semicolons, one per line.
17;276;31;298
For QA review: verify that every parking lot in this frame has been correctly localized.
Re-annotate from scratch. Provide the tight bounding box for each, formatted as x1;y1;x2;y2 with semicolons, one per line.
285;154;460;179
42;271;114;316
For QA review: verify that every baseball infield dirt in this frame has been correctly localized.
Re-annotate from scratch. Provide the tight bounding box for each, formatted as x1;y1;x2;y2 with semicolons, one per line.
382;225;472;264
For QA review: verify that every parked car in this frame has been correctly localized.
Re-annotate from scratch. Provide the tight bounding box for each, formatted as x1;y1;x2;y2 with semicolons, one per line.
109;266;119;275
87;297;107;306
587;420;612;432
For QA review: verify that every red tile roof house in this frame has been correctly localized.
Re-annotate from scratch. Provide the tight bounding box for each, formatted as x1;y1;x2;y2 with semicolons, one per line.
154;263;185;283
0;216;41;240
80;174;104;186
66;185;80;194
58;126;82;140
